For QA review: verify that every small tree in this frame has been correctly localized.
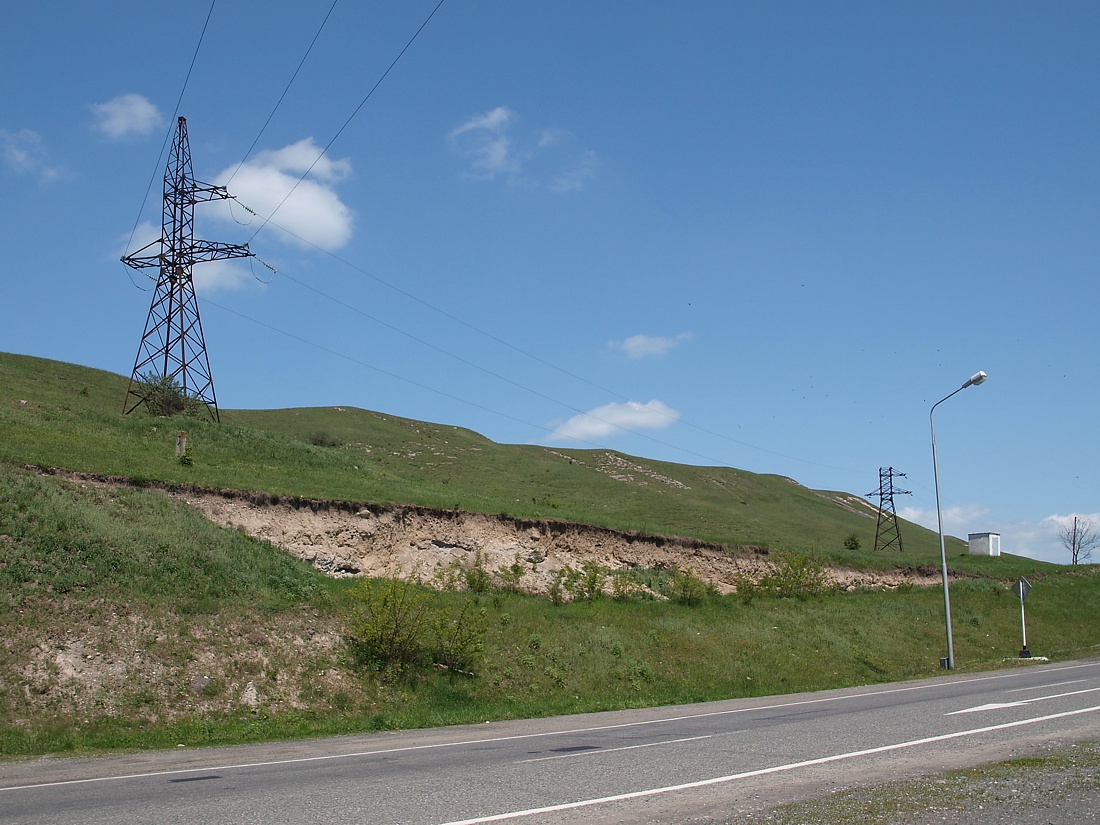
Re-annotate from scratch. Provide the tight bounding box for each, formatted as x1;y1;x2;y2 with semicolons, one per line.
138;372;186;417
1059;516;1099;565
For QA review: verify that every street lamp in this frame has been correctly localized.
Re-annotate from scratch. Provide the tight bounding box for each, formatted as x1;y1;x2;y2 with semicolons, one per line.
930;370;987;670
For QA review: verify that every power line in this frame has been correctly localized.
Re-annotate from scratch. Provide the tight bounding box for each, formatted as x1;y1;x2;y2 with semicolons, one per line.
200;296;604;450
203;246;873;479
223;0;341;190
176;0;866;477
237;206;866;476
245;0;447;246
123;0;219;259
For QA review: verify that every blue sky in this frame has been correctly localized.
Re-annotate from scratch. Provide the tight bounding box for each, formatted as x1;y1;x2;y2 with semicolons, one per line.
2;2;1097;563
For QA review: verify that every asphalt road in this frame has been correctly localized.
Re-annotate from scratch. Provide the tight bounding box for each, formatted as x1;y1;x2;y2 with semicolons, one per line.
3;658;1099;824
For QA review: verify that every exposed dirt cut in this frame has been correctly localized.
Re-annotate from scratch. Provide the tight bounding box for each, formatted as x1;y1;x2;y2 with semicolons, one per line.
170;488;944;596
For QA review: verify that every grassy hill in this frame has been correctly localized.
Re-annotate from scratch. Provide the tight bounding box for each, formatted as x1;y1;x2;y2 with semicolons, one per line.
0;351;1000;567
1;351;1096;758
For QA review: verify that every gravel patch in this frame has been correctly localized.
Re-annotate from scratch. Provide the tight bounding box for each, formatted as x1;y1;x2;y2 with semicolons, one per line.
741;740;1099;824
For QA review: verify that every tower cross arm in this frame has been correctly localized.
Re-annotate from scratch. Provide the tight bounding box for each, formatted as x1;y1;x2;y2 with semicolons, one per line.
120;238;164;270
189;180;239;203
190;239;254;263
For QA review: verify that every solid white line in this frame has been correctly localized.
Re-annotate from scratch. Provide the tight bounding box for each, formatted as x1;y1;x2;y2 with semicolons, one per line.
436;704;1100;825
4;660;1097;793
1007;679;1087;693
520;735;712;764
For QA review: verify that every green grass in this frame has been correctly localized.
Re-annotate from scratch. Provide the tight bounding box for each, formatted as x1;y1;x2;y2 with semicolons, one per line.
1;351;1096;758
0;351;1046;574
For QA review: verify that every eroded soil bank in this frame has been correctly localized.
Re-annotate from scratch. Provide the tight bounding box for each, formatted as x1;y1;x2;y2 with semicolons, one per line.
170;487;944;595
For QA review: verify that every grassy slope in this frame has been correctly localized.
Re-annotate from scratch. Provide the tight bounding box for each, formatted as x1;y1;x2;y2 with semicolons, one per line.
2;351;1096;758
0;351;1033;572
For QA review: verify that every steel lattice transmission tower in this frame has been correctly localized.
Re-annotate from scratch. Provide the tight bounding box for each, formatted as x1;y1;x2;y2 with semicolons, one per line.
868;467;912;552
121;117;253;422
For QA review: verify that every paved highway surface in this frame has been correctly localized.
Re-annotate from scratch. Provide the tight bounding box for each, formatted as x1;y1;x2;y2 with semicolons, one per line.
3;659;1099;824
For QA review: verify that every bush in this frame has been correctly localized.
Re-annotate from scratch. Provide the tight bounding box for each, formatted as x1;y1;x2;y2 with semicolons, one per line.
843;533;861;551
138;372;186;417
347;577;430;673
665;566;711;606
765;552;831;600
347;577;488;676
430;599;488;675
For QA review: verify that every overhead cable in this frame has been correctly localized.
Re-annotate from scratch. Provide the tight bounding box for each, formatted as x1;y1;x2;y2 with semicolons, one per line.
123;0;219;259
224;0;341;189
245;0;447;246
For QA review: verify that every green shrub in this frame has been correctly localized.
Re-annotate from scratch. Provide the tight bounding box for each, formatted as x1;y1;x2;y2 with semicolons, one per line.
430;599;488;675
138;372;186;417
346;577;488;676
765;552;831;600
732;571;760;604
463;550;492;594
347;577;431;673
496;553;526;592
665;565;710;606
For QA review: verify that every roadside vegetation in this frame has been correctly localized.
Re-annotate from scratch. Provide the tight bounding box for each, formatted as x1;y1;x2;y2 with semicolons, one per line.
2;352;1098;758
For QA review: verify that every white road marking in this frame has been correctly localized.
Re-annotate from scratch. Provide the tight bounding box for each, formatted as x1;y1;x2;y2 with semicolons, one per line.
948;686;1100;715
1008;679;1086;693
436;704;1100;825
949;702;1029;714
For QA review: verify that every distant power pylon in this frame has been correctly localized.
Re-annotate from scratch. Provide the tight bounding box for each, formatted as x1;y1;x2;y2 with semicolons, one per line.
121;117;253;422
868;467;911;552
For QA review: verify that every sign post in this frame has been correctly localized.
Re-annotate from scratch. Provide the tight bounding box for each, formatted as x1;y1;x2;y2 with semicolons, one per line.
1013;577;1031;658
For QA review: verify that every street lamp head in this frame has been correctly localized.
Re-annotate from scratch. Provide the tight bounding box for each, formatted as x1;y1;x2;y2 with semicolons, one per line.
964;370;987;389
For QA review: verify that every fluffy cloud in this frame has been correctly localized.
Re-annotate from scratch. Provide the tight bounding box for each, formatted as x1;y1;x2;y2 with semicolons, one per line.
611;332;693;359
897;505;1100;564
191;259;255;294
547;400;680;443
91;94;163;139
0;128;65;182
448;106;597;190
899;503;989;536
210;138;354;250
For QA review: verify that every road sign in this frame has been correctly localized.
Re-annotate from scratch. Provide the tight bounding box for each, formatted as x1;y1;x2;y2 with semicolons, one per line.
1013;577;1031;601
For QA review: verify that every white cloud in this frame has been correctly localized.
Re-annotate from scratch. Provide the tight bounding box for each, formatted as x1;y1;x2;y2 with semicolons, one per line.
898;505;1100;565
450;106;515;138
0;128;65;182
449;106;519;177
91;94;163;139
210;138;354;250
192;260;255;294
448;106;597;191
611;332;694;359
899;503;989;536
547;399;680;443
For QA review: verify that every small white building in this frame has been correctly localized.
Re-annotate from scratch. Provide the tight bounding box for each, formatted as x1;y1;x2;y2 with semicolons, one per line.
968;532;1001;557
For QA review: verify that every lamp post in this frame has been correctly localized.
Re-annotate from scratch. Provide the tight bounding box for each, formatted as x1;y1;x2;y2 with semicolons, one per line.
930;370;987;670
